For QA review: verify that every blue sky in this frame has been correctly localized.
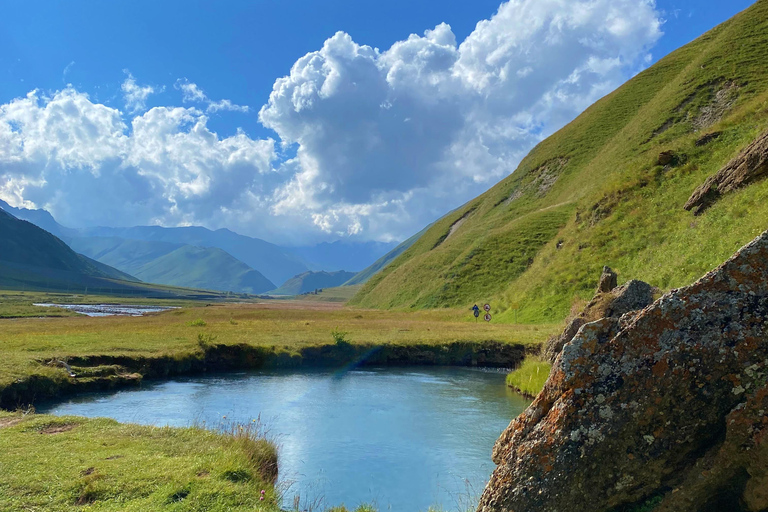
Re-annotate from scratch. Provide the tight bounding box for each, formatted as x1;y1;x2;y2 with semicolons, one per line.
0;0;756;244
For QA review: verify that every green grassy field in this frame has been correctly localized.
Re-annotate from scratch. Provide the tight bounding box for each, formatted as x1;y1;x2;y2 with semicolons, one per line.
351;0;768;324
0;291;557;398
0;410;279;512
295;285;364;302
0;292;556;511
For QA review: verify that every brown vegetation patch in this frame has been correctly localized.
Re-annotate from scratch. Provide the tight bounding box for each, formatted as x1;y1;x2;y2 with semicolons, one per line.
0;417;23;429
39;423;77;435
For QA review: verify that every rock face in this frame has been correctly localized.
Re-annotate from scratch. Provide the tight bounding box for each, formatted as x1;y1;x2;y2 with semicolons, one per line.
543;275;653;362
685;129;768;215
479;229;768;512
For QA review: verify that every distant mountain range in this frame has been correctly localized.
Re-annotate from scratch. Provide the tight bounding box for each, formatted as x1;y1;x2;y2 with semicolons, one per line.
69;236;275;294
0;208;142;294
71;225;305;288
268;270;357;296
0;199;405;294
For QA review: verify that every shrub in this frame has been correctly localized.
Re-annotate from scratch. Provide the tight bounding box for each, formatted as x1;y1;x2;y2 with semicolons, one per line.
331;328;350;345
196;332;217;350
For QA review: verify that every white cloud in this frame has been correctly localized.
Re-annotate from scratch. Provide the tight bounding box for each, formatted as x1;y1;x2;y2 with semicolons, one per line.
176;80;207;103
0;0;662;244
175;79;250;113
121;70;159;113
259;0;662;236
207;99;250;113
0;87;276;231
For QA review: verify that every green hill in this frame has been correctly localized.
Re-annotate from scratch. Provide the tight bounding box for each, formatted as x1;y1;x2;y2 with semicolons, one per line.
0;209;140;292
136;245;275;294
76;226;308;286
343;226;430;286
70;237;275;294
0;210;238;299
352;0;768;323
68;236;275;294
269;270;357;296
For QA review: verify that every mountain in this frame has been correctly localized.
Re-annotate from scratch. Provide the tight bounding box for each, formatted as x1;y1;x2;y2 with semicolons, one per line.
351;0;768;323
68;236;275;294
343;226;430;286
75;226;308;286
128;245;274;294
289;240;398;272
0;208;141;292
0;199;73;239
268;270;358;296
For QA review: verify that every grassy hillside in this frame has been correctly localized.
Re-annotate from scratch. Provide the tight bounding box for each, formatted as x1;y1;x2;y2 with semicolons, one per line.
77;226;308;286
0;212;243;299
70;237;275;294
135;246;274;294
343;226;429;286
352;0;768;323
268;270;357;296
0;210;135;282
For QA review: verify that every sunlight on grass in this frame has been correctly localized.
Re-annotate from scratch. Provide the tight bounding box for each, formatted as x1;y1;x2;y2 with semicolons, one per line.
506;359;552;397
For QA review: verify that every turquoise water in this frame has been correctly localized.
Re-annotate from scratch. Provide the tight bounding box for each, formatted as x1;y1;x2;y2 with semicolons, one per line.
38;367;529;511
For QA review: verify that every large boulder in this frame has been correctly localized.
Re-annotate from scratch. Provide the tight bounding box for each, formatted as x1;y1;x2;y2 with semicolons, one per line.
479;229;768;512
543;275;654;362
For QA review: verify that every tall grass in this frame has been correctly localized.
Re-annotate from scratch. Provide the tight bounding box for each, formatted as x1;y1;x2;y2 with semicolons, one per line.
506;359;552;397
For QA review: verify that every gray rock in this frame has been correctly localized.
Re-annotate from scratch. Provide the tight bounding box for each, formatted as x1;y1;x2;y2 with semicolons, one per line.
597;266;618;293
478;229;768;512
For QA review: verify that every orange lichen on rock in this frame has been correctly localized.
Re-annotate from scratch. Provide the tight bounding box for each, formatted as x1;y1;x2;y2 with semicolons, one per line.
478;229;768;512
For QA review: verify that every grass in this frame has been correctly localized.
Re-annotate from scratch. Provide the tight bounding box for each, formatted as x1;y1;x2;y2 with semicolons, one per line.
0;291;547;511
506;359;552;397
295;285;363;302
0;410;279;512
0;290;558;399
351;0;768;323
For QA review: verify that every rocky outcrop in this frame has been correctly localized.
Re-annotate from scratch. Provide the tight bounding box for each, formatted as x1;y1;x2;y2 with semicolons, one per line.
597;266;618;293
543;271;653;362
685;129;768;215
479;229;768;512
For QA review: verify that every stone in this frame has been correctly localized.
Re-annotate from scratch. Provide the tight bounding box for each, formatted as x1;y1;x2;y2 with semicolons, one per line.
597;266;617;293
685;128;768;215
543;275;653;362
658;150;676;166
695;131;722;147
478;229;768;512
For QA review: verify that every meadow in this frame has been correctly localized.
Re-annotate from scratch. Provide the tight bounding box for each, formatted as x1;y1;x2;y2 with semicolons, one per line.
0;291;556;511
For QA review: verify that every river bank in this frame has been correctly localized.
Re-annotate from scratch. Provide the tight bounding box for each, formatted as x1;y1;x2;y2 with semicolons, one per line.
0;299;554;410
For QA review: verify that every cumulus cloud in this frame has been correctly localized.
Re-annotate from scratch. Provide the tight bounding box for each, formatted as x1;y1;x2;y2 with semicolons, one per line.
259;0;662;236
121;70;159;113
175;79;250;113
0;87;275;230
0;0;662;243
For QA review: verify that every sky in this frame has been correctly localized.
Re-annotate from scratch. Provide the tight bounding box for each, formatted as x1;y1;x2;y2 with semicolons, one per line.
0;0;756;245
